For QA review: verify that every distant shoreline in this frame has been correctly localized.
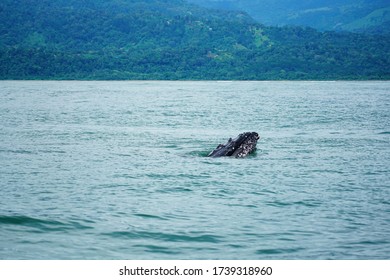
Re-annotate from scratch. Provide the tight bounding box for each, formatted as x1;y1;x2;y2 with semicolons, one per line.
1;79;389;82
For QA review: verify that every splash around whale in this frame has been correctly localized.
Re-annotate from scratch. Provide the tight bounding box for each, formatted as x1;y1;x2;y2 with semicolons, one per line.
208;132;260;158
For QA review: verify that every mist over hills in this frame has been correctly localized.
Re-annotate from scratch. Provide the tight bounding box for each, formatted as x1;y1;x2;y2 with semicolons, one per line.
0;0;389;80
188;0;390;34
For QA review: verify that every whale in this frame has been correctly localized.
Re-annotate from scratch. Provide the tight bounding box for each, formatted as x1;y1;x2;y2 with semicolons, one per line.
208;132;260;158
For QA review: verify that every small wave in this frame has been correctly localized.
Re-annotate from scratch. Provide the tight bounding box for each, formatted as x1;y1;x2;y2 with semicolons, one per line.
348;240;389;246
105;230;223;243
255;247;305;255
134;213;168;220
38;150;66;154
0;149;35;155
378;131;390;135
157;186;193;193
266;200;321;208
133;244;178;255
187;150;211;157
293;200;322;207
226;203;258;209
265;201;292;207
0;215;61;226
256;247;305;255
0;215;94;232
113;153;133;157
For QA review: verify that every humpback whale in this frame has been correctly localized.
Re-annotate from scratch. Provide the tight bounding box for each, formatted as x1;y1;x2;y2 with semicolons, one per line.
208;132;260;158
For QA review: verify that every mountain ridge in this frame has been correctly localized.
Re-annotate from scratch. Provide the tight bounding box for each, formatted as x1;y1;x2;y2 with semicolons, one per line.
188;0;390;34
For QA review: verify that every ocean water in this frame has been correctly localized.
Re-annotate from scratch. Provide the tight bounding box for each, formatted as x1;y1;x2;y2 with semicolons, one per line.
0;81;389;260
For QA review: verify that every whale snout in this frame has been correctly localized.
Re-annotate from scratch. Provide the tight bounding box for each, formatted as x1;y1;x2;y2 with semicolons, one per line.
208;132;260;158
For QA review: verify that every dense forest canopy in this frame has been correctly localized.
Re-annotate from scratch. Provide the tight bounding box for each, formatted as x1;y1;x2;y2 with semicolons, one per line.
0;0;389;80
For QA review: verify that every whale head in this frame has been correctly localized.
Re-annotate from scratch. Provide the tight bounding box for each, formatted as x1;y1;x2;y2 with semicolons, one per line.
208;132;260;158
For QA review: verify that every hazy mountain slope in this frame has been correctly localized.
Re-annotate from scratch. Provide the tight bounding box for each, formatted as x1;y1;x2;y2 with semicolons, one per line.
188;0;390;33
0;0;389;80
341;6;390;33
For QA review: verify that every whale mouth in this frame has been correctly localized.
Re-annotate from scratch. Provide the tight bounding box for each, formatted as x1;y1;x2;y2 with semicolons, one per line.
208;132;260;158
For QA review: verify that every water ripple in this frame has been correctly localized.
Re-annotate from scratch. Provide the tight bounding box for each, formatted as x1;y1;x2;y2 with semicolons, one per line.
255;248;305;255
0;215;94;232
105;230;223;243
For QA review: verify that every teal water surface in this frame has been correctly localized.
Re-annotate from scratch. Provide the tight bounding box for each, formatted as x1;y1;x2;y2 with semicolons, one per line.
0;81;389;259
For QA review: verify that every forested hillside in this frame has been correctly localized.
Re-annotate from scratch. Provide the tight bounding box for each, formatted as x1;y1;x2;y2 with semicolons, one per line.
0;0;389;80
189;0;390;34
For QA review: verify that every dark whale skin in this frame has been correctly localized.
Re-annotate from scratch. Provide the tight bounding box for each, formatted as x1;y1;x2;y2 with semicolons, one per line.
208;132;260;158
